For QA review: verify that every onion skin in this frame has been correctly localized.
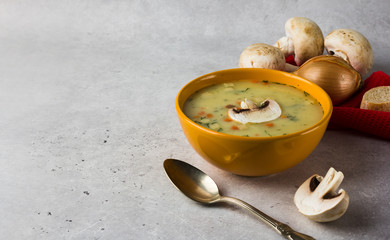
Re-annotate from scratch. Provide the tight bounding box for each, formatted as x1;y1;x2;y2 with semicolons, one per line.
293;55;362;105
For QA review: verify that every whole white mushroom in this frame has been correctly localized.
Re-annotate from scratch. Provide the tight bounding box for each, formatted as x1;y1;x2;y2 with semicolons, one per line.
239;43;286;70
325;29;374;77
239;43;297;72
275;17;324;66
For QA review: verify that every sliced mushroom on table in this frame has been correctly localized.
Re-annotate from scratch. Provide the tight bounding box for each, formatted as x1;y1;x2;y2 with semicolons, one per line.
294;167;349;222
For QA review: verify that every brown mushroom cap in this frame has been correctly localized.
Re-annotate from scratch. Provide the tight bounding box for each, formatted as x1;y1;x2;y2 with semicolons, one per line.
325;29;374;76
277;17;324;66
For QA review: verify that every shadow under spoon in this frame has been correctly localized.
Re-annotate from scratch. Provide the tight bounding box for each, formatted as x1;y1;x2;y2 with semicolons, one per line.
163;158;315;240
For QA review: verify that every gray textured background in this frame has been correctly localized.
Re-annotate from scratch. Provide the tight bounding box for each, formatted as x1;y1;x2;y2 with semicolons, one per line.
1;0;390;239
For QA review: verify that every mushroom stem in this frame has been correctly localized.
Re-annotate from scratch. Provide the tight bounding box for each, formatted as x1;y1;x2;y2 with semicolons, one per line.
313;168;344;198
285;63;298;72
329;49;349;63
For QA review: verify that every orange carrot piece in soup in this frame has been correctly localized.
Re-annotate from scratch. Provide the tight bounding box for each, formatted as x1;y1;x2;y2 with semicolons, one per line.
231;125;239;130
266;123;274;127
224;117;232;122
206;113;213;118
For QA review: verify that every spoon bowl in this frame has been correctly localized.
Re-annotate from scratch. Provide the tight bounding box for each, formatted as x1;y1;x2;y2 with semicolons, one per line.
164;158;220;203
164;159;315;240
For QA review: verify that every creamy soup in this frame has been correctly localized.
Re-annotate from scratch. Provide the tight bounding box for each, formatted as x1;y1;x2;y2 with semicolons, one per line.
183;80;324;137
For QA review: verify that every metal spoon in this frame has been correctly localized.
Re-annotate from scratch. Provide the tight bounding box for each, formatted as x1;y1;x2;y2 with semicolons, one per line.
163;159;315;240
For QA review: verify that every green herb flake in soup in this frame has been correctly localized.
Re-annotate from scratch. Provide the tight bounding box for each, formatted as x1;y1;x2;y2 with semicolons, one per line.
183;80;324;137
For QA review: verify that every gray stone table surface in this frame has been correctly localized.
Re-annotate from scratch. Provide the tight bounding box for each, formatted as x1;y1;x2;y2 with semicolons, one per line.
1;0;389;239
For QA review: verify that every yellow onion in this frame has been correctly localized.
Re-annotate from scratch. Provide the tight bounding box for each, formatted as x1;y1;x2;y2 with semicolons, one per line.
293;55;361;105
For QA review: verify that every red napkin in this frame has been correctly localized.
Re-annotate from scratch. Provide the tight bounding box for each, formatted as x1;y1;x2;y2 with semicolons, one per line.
286;55;390;140
329;71;390;140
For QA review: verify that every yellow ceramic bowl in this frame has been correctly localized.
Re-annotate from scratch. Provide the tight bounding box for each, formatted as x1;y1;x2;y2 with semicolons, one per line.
175;68;332;176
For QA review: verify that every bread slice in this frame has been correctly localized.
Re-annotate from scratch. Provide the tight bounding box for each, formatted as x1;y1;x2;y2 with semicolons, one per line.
360;86;390;112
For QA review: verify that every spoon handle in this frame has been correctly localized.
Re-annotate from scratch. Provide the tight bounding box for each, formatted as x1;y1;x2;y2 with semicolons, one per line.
220;196;315;240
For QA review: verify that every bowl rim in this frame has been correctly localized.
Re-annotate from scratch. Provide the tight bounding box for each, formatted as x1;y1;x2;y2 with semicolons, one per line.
175;68;333;141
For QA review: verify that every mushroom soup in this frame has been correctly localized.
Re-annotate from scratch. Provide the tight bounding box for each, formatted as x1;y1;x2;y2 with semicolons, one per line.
183;80;324;137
